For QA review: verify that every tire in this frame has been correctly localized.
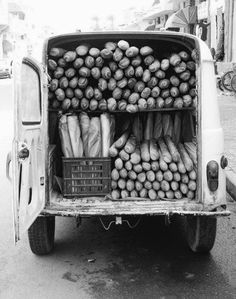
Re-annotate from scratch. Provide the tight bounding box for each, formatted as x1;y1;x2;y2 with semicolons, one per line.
184;216;217;253
231;74;236;92
28;216;55;255
221;71;234;91
216;77;224;92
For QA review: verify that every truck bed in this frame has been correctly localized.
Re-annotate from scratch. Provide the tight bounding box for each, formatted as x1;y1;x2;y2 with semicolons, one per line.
42;192;230;217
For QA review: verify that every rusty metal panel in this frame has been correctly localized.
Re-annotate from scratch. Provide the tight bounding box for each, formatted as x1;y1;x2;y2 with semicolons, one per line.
41;192;230;217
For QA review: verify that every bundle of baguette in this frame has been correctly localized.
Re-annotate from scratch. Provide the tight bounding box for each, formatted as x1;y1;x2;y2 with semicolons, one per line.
59;112;115;158
48;40;197;112
109;112;197;200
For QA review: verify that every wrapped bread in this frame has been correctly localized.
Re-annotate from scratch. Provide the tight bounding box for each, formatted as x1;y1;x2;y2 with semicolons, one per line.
153;112;162;139
100;113;111;157
110;115;116;145
144;112;154;140
67;115;83;157
58;115;73;158
162;114;173;137
173;112;181;144
88;117;101;157
79;112;90;157
132;115;143;143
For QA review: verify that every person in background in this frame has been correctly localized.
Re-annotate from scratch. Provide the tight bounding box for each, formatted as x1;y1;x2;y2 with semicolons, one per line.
145;20;156;31
197;20;210;41
210;47;217;74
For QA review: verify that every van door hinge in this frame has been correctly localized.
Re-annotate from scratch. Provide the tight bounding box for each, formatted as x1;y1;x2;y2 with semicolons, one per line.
42;65;51;87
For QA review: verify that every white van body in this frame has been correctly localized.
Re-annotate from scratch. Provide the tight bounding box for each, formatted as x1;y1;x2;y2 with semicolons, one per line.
8;32;230;254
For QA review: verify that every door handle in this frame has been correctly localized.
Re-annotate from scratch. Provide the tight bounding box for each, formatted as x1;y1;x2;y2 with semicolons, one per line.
6;151;12;182
18;142;29;161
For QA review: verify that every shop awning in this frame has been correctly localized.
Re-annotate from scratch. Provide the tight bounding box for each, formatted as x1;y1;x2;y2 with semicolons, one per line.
0;25;8;34
3;39;13;53
143;9;174;20
165;6;197;28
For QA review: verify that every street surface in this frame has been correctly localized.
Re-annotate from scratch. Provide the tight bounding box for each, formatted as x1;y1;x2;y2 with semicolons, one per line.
0;79;236;298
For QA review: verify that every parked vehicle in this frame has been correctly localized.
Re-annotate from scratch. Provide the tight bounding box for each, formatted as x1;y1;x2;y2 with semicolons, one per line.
0;59;12;79
6;32;230;256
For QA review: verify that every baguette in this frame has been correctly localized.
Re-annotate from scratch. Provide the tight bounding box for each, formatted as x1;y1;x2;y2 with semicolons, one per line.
144;112;154;140
151;161;159;171
153;112;162;139
135;181;143;192
157;138;172;163
133;164;143;173
164;135;180;162
100;113;110;157
159;151;168;171
162;114;173;137
184;142;197;165
109;143;118;157
121;190;129;199
88;117;101;157
173;112;181;144
67;115;83;158
58;115;73;158
149;139;159;161
187;190;195;199
177;156;187;174
140;141;150;162
130;148;141;164
132;115;143;143
178;143;194;171
148;189;157;200
119;149;130;161
125;161;133;171
111;168;119;181
115;131;130;149
119;168;128;179
111;190;120;200
124;136;137;154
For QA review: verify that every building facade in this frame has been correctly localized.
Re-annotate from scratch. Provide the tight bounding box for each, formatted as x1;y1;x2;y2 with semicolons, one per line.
0;0;9;59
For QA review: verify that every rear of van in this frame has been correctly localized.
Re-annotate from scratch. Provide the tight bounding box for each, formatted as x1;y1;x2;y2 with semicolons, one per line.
9;31;230;255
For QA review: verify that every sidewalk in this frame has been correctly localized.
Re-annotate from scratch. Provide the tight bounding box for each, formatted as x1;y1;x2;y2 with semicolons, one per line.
218;92;236;200
218;92;236;173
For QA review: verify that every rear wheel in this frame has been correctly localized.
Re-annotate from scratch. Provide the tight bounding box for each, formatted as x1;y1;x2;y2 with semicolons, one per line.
231;74;236;92
28;216;55;255
221;70;234;91
184;216;217;253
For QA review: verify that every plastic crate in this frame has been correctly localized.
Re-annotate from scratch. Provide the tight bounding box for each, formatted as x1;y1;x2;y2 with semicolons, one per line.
62;157;111;197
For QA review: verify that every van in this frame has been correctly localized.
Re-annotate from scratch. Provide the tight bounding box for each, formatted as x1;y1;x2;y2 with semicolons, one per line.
6;32;230;256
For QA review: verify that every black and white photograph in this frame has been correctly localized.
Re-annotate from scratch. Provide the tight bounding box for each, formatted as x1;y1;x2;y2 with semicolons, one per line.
0;0;236;298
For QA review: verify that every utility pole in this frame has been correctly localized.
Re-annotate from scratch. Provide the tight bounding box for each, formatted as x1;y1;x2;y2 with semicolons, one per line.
207;0;211;48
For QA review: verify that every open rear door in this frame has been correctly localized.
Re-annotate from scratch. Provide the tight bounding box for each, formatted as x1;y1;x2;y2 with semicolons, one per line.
12;57;47;242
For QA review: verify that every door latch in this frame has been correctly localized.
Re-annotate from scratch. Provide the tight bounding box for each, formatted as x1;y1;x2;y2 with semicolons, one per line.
18;143;29;161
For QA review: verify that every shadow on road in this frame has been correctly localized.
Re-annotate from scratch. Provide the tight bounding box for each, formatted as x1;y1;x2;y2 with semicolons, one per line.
50;216;235;299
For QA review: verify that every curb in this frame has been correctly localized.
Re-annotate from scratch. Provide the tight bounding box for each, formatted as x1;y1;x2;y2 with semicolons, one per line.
226;170;236;201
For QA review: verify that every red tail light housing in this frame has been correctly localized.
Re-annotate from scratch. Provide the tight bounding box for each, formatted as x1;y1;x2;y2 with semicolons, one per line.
207;160;219;192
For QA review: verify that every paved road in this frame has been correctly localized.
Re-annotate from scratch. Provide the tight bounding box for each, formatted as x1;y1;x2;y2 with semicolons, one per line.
0;79;236;298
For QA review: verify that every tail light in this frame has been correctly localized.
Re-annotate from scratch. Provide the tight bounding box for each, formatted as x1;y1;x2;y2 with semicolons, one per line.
206;161;219;192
